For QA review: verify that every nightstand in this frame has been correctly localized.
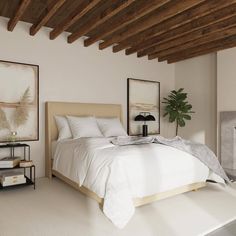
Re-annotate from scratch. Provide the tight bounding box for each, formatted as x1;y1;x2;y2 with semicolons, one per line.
0;143;35;190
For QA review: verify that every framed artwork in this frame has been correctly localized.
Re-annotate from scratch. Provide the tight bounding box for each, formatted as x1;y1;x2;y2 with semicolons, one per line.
127;78;160;135
0;60;39;142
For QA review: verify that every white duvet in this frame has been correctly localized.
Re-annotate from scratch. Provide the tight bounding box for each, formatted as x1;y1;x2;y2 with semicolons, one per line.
53;137;223;228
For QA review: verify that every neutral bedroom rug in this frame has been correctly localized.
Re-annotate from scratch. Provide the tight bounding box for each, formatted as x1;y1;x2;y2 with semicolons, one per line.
0;178;236;236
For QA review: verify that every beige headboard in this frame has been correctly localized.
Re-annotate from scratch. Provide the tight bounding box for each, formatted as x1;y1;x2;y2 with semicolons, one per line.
45;101;123;178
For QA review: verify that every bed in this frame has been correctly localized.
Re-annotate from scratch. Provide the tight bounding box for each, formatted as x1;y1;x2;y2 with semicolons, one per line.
45;101;213;227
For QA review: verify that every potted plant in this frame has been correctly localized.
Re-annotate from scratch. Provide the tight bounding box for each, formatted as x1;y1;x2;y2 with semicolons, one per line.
162;88;194;136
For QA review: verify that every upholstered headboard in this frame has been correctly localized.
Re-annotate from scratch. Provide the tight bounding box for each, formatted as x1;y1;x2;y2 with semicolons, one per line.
45;101;123;178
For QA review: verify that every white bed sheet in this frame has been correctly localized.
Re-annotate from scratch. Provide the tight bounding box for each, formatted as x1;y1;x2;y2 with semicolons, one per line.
52;137;222;228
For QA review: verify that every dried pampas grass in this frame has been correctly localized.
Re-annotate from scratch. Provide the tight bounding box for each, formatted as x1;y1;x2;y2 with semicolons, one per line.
0;107;10;130
12;87;30;128
0;87;30;132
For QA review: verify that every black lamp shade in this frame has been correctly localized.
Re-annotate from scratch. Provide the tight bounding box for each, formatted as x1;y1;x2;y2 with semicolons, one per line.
145;115;155;121
134;114;155;121
134;114;145;121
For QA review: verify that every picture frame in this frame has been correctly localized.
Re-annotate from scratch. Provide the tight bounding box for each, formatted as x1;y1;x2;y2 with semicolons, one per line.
127;78;160;136
0;60;39;142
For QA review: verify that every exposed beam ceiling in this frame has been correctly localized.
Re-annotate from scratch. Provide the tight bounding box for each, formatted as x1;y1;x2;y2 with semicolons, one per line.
30;0;66;36
138;13;236;58
83;0;171;47
67;0;135;44
99;0;204;50
1;0;236;63
151;20;236;61
50;0;103;40
167;34;236;63
123;1;236;55
7;0;31;31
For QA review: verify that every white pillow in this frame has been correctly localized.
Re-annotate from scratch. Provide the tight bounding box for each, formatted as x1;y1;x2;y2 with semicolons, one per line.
67;116;103;139
96;117;127;137
54;116;72;141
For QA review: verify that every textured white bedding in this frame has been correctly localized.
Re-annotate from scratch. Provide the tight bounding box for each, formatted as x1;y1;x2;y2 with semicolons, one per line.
52;137;222;228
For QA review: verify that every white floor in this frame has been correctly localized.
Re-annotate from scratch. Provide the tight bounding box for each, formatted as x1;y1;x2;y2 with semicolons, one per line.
1;178;236;236
208;219;236;236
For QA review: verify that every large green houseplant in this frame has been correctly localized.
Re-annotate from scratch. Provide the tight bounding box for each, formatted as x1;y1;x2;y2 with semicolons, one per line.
162;88;194;136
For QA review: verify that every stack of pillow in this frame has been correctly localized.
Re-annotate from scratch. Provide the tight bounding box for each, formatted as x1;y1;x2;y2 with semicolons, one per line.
55;116;128;141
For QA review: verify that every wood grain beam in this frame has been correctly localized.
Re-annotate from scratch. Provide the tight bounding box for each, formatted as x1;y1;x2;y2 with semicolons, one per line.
30;0;66;36
84;0;170;47
8;0;31;31
50;0;103;40
140;14;236;60
152;25;236;61
124;1;236;55
99;0;203;50
166;34;236;63
67;0;135;44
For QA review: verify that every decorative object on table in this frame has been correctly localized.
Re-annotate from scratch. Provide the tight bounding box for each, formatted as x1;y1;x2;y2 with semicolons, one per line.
220;111;236;181
0;60;39;142
19;160;33;168
0;156;21;168
9;131;17;143
0;143;35;190
127;78;160;136
0;170;26;187
134;112;156;136
162;88;194;136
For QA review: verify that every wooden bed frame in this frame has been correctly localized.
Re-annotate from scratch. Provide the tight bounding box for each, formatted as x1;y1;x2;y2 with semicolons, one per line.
45;101;206;207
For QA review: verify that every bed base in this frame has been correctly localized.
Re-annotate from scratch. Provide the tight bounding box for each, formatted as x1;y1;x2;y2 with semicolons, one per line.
52;170;206;207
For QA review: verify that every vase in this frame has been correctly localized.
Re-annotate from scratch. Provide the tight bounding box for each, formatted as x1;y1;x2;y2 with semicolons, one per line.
9;131;17;144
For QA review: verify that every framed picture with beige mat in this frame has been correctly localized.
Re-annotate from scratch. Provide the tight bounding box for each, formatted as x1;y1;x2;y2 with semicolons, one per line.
0;60;39;142
127;78;160;136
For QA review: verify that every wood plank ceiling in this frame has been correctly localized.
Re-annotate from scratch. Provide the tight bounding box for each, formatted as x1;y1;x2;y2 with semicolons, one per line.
0;0;236;63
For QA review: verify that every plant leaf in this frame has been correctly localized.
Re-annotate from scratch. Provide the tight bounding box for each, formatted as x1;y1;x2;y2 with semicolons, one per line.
183;114;191;120
178;119;185;127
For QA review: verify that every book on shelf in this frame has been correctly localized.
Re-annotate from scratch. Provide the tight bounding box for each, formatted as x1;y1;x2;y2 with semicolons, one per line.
0;170;26;186
19;160;33;167
0;156;21;168
1;177;26;187
0;170;24;181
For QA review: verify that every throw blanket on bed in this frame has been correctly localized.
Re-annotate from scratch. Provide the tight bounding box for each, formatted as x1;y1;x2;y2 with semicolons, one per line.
112;136;230;183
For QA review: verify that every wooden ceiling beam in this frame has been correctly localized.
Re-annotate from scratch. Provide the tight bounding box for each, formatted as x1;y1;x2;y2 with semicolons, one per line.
67;0;135;44
152;25;236;61
30;0;66;36
124;1;236;55
83;0;170;47
50;0;103;40
166;35;236;63
7;0;31;31
99;0;203;50
140;14;236;59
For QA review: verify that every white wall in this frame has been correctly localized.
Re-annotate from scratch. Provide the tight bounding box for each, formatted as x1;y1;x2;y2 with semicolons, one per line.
0;17;175;177
175;54;217;153
217;48;236;112
217;47;236;159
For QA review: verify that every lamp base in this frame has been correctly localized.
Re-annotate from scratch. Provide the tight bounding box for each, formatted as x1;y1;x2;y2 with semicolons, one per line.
142;125;148;137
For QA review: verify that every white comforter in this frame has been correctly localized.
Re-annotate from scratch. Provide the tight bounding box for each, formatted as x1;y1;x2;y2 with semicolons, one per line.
53;137;223;228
